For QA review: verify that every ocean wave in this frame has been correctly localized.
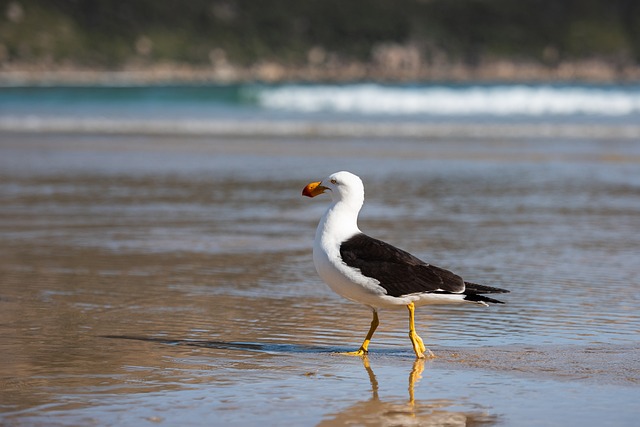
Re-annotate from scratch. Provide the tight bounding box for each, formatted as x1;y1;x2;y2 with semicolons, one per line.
255;84;640;116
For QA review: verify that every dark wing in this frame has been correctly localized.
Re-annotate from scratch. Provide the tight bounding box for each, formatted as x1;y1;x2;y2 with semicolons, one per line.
339;233;465;297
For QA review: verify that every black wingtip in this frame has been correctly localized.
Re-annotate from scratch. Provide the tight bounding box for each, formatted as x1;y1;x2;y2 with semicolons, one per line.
464;293;506;304
464;281;510;294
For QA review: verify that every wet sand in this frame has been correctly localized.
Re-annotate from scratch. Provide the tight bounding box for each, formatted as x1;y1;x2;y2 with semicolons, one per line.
1;131;639;425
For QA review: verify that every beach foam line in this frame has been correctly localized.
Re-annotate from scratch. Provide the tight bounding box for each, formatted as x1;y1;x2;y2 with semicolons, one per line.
255;84;640;116
1;115;640;140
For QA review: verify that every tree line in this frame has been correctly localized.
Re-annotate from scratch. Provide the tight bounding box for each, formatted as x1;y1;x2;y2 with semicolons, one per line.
1;0;638;69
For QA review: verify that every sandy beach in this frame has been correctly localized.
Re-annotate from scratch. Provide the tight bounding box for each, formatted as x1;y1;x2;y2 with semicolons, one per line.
1;129;639;425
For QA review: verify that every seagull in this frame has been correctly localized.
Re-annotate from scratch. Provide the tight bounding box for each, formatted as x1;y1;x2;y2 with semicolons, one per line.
302;171;509;359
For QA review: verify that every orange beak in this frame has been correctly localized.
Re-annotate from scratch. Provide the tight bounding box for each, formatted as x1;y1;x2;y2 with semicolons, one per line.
302;181;328;197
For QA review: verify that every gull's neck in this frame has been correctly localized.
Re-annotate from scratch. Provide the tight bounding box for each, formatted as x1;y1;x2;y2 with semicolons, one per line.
316;197;363;246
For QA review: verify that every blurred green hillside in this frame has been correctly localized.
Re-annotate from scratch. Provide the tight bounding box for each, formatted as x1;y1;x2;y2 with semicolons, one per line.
1;0;639;80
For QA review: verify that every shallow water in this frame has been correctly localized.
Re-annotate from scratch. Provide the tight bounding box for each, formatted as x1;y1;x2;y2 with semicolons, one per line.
1;131;639;426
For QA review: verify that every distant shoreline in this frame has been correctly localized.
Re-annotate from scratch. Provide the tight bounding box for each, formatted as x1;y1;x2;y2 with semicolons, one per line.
1;59;640;86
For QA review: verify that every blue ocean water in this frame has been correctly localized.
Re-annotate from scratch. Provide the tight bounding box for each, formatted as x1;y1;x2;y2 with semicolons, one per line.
1;83;640;137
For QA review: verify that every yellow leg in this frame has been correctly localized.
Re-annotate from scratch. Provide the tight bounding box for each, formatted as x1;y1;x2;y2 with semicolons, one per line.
342;310;379;356
407;302;434;359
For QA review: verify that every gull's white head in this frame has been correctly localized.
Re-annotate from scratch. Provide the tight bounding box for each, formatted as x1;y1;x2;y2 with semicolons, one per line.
302;171;365;207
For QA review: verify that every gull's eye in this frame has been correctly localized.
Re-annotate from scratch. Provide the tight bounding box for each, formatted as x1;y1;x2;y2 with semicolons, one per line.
330;178;337;185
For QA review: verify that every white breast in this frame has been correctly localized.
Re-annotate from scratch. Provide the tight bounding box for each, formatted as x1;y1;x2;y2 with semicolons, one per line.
313;239;388;307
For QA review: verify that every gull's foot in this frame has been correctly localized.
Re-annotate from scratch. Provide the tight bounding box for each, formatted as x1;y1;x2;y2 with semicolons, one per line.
339;348;368;357
410;331;435;359
413;333;426;354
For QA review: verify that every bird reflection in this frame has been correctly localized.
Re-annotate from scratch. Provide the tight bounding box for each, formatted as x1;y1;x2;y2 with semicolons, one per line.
318;357;496;427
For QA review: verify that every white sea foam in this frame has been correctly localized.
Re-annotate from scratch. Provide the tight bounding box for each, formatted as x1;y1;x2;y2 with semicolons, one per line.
255;84;640;116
